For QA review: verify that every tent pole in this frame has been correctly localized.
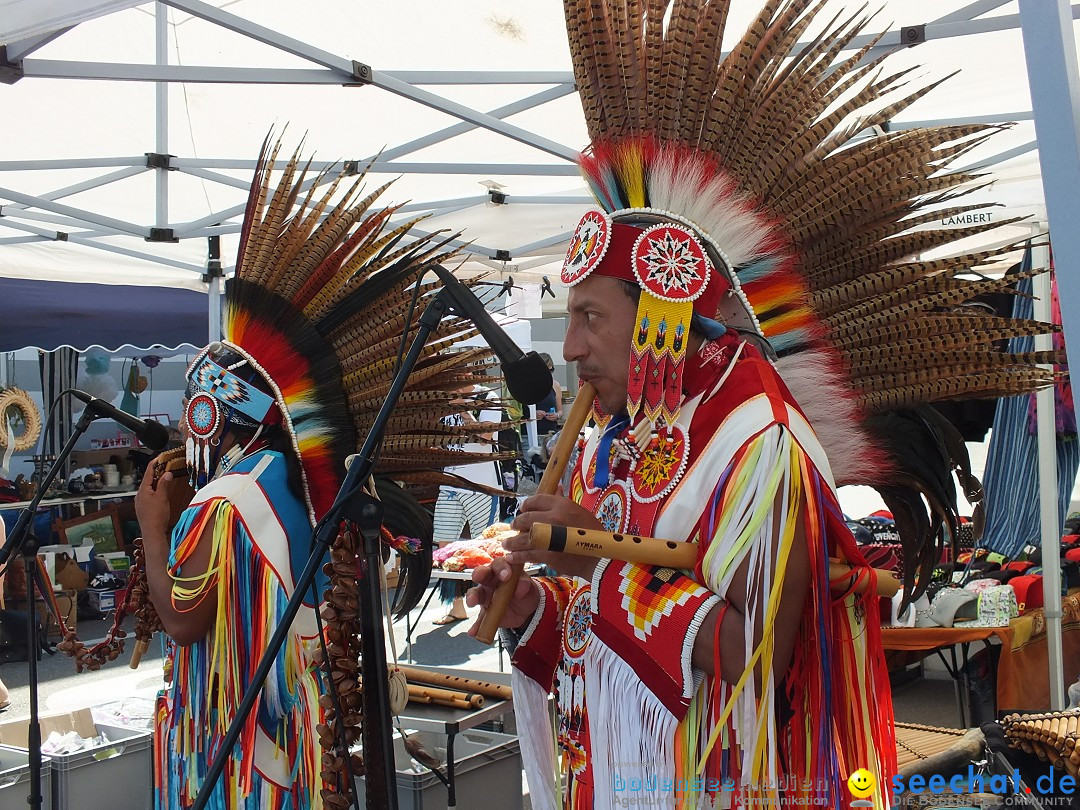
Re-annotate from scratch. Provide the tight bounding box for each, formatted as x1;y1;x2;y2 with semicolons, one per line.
1020;0;1080;712
1032;234;1066;711
207;275;221;343
155;3;169;230
207;235;221;343
1020;0;1080;435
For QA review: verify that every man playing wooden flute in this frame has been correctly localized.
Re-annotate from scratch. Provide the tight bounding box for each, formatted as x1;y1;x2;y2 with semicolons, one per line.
466;2;1057;809
469;207;900;809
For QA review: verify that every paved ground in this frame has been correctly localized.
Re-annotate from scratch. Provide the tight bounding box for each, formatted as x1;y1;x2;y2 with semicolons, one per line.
0;613;166;720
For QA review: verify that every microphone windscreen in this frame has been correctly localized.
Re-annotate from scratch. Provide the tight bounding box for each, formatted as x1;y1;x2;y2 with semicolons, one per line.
504;352;555;405
140;420;171;454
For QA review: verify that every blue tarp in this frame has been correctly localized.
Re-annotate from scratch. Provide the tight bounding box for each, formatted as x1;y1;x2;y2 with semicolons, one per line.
0;277;209;352
981;251;1078;558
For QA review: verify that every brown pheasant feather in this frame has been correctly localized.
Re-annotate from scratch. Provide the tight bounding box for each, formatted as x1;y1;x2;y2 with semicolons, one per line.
224;138;512;522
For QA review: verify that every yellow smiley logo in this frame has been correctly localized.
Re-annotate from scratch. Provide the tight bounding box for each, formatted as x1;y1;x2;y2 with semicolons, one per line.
847;768;876;799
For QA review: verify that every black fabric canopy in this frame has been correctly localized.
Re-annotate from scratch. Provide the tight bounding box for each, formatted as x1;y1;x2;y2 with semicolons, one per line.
0;277;209;352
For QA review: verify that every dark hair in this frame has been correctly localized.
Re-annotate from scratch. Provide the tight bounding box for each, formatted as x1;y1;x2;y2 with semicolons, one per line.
616;279;640;302
229;421;308;503
615;278;708;338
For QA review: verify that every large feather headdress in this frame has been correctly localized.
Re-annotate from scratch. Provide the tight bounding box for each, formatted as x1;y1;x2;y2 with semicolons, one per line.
184;137;503;524
559;0;1059;602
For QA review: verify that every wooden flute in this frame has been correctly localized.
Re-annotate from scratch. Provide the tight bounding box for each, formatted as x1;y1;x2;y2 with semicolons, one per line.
406;684;484;710
475;381;598;644
396;665;512;701
529;522;902;598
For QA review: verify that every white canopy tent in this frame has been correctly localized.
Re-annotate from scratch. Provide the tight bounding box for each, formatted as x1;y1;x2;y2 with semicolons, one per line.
0;2;1071;289
2;0;1079;709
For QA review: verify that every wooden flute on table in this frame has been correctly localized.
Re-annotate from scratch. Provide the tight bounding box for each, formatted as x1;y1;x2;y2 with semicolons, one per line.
396;665;513;701
406;684;484;710
529;523;901;597
475;381;598;645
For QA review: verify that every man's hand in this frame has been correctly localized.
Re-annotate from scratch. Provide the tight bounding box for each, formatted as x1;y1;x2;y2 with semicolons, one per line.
466;559;541;636
503;490;603;580
134;465;174;541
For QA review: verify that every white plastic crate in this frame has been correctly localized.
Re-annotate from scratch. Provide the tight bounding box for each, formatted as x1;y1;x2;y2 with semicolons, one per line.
353;729;522;810
0;745;51;810
90;698;155;732
48;722;151;810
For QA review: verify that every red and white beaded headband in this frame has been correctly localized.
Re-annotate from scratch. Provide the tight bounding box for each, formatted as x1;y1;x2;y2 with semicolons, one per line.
561;208;761;337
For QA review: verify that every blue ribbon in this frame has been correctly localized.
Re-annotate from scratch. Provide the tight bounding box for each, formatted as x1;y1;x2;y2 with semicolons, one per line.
593;414;630;487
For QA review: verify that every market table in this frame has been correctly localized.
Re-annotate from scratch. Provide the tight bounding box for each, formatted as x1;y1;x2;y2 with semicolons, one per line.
881;591;1080;723
881;623;1011;726
0;489;137;517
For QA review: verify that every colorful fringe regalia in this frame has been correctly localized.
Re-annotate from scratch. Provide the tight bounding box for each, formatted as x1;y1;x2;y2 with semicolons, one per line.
154;451;325;810
512;330;894;809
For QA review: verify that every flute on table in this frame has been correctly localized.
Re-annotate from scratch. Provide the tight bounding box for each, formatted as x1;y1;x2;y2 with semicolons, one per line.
396;665;512;701
474;382;597;645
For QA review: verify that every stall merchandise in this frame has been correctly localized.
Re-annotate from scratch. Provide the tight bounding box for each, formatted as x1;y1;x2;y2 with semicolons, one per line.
882;592;1080;718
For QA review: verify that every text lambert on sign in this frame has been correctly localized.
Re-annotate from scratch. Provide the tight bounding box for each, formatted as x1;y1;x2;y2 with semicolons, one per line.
941;212;994;226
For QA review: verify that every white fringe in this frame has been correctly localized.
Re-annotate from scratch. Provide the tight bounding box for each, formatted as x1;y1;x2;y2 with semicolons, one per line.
519;579;548;647
740;461;780;783
775;350;877;486
512;667;560;810
586;638;679;810
698;427;790;784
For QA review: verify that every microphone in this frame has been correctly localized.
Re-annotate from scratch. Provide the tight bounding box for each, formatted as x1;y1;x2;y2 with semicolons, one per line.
70;390;171;453
432;265;553;405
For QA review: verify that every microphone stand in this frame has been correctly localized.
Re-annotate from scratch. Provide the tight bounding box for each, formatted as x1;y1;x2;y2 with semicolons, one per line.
0;406;99;810
191;290;459;810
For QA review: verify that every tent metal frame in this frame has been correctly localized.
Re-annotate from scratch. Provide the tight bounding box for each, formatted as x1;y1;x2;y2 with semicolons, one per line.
1018;0;1080;712
1;1;1077;275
